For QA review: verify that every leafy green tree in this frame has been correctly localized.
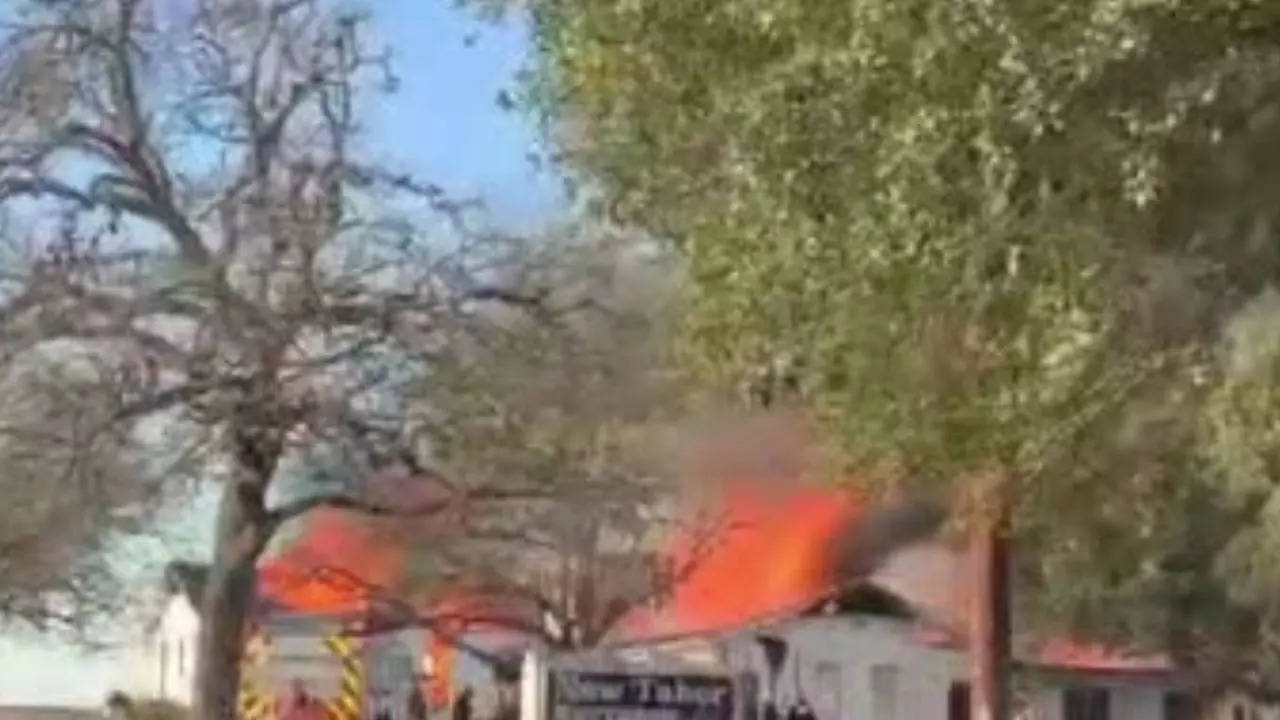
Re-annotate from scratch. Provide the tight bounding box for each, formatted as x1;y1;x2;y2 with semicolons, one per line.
497;0;1280;714
1017;379;1260;688
1198;289;1280;687
1028;288;1280;693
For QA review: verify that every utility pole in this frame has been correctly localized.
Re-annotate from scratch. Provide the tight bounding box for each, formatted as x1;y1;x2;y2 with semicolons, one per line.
969;513;1011;720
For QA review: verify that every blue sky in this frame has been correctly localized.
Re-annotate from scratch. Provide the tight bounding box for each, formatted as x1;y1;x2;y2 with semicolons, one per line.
367;1;562;228
0;0;562;706
365;0;563;229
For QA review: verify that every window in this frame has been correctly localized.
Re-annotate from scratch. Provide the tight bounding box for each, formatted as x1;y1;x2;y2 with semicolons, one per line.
814;661;841;720
870;665;899;720
948;682;970;720
1063;687;1109;720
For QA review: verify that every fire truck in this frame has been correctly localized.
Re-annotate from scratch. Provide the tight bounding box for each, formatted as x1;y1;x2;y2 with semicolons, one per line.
236;616;423;720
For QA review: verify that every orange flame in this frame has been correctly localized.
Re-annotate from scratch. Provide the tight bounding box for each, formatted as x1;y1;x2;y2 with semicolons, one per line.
427;633;457;708
254;439;1170;677
258;508;406;614
622;481;862;640
258;507;537;704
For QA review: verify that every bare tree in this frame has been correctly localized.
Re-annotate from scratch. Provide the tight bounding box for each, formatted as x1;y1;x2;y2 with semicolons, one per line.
0;1;560;717
389;236;712;649
0;350;167;635
267;235;721;657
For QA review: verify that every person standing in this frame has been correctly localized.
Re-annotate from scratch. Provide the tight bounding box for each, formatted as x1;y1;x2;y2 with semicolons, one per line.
452;686;473;720
762;700;779;720
282;679;323;720
784;701;800;720
104;691;133;720
408;679;429;720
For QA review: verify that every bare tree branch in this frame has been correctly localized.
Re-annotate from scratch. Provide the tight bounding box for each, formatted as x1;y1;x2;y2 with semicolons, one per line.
264;484;552;532
302;564;537;670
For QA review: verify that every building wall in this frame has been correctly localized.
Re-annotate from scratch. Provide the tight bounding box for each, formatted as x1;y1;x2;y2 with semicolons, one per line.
644;616;1187;720
111;593;197;704
1015;684;1166;720
363;628;424;720
1113;686;1164;719
712;615;966;720
117;633;161;700
152;594;201;706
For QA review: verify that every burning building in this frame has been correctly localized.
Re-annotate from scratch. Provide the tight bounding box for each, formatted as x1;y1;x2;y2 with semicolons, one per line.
247;505;542;720
259;485;1193;720
153;411;1259;720
587;481;1201;720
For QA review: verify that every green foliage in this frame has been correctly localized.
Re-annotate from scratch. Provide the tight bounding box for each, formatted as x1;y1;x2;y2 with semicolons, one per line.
1201;289;1280;679
498;0;1280;681
1019;380;1264;682
515;0;1191;489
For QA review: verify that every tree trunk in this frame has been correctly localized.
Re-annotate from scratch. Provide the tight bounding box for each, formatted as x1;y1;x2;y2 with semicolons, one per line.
194;478;271;720
969;510;1012;720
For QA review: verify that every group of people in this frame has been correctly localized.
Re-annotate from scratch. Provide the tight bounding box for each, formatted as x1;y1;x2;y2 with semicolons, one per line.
390;685;472;720
279;681;329;720
280;679;476;720
761;698;818;720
